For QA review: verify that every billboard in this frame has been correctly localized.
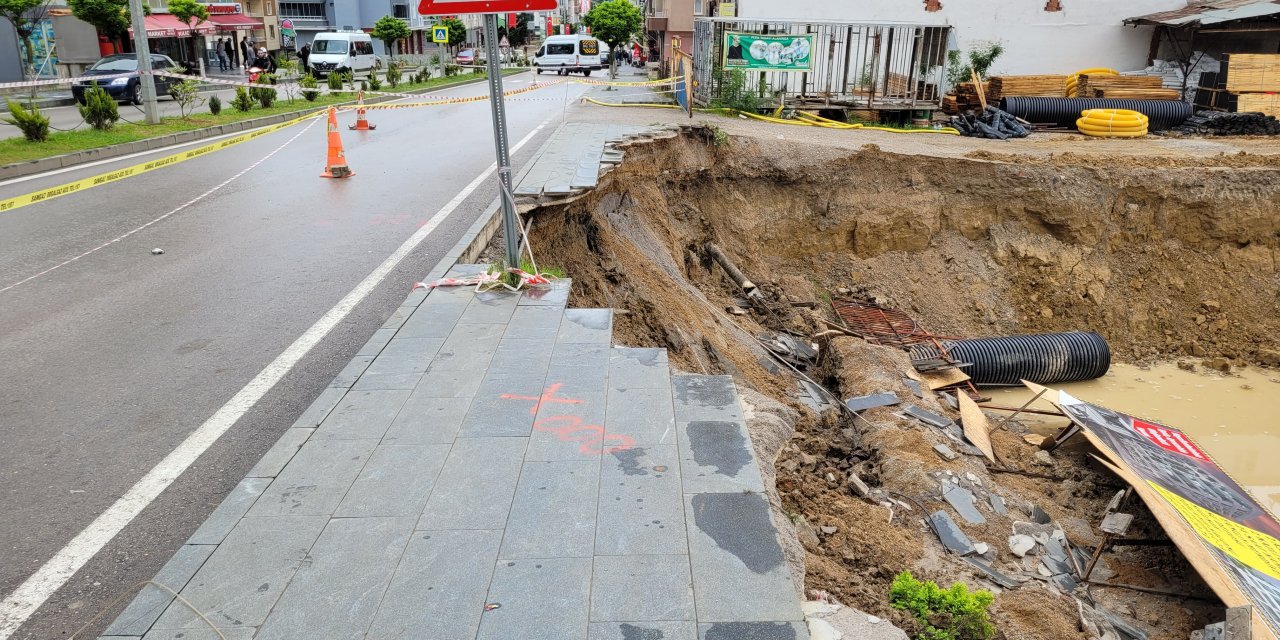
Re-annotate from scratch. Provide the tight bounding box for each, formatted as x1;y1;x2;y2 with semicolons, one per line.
721;31;812;72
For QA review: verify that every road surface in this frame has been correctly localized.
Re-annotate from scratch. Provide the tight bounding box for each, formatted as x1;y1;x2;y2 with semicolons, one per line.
0;70;588;638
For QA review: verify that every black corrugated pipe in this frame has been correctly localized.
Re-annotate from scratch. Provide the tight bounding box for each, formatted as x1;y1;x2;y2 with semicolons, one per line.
999;97;1194;130
912;332;1111;386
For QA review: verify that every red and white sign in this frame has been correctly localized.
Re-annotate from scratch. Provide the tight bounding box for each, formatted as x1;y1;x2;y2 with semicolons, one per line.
417;0;556;16
201;2;244;14
1133;419;1210;461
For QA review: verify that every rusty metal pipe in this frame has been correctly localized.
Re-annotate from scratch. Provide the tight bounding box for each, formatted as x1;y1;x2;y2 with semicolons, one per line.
705;243;761;299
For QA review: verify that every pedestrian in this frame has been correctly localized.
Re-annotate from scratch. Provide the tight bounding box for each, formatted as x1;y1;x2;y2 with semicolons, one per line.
240;37;252;71
215;38;228;71
252;47;276;74
299;43;311;75
224;37;237;70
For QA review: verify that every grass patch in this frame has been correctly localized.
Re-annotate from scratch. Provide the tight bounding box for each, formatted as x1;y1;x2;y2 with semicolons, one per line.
0;68;528;167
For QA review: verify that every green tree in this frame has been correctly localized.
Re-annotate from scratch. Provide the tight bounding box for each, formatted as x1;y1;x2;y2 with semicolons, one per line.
68;0;136;48
582;0;642;78
508;13;530;47
0;0;52;81
438;16;465;53
167;0;208;71
371;15;410;60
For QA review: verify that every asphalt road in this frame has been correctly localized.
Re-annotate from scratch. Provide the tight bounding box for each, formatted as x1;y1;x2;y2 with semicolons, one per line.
0;70;588;638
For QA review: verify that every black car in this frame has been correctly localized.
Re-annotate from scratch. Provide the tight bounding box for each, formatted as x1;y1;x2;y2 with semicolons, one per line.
72;54;178;105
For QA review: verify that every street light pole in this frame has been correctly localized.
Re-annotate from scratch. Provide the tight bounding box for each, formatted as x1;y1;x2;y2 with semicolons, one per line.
127;0;161;124
483;13;520;275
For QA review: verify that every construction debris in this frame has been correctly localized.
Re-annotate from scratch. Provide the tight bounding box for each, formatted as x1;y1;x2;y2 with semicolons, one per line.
949;106;1031;139
1167;110;1280;136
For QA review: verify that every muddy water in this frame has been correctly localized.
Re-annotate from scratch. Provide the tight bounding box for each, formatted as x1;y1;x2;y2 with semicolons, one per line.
993;363;1280;512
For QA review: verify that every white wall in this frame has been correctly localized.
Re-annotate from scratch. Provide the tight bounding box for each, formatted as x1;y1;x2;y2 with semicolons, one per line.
734;0;1189;75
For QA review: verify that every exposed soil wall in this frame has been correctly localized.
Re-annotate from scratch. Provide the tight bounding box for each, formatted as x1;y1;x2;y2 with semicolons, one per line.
525;132;1280;639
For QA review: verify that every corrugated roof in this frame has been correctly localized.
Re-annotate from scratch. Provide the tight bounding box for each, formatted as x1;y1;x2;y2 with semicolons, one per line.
1125;0;1280;26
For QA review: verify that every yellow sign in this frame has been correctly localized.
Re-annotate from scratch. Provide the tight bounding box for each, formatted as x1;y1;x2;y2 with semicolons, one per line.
719;2;736;16
1151;481;1280;581
432;25;448;43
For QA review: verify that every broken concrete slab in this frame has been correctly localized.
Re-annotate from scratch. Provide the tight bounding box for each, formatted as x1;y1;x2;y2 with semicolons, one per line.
1100;512;1134;536
963;557;1021;589
904;405;953;429
929;511;976;556
933;444;958;461
989;494;1008;516
844;392;900;413
941;482;986;525
1097;605;1150;640
1008;534;1036;557
901;378;924;399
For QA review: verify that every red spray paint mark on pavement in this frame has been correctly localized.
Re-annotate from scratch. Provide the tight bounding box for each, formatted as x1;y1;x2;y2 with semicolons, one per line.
503;383;633;454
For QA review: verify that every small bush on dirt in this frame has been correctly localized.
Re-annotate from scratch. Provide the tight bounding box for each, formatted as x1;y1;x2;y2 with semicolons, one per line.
889;571;994;640
386;64;401;88
79;87;120;131
207;94;222;115
445;64;460;77
232;86;255;112
3;100;50;142
300;74;319;101
712;68;760;113
368;74;382;91
251;75;277;108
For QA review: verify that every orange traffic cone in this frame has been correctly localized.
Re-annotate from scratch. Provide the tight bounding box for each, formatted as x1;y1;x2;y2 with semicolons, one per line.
321;106;354;179
349;91;376;131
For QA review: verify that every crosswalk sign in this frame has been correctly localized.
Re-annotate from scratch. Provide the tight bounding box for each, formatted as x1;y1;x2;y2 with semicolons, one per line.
432;25;448;43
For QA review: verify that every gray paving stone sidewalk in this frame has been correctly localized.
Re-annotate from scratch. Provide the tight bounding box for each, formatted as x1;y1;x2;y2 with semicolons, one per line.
103;267;806;640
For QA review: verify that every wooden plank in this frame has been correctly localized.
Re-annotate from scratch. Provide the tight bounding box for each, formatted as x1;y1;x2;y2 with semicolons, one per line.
958;391;996;464
1239;93;1280;118
971;68;988;111
918;367;971;390
1226;54;1280;93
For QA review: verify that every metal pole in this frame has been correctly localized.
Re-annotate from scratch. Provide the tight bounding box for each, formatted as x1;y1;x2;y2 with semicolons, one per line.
483;14;520;275
127;0;161;124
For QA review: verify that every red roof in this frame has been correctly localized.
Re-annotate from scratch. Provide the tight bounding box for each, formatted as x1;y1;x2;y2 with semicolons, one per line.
129;13;218;38
207;13;265;31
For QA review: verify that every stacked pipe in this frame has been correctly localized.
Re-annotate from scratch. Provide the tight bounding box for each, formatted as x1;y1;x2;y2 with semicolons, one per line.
910;332;1111;386
999;96;1193;130
949;106;1030;139
1077;109;1149;138
1169;110;1280;136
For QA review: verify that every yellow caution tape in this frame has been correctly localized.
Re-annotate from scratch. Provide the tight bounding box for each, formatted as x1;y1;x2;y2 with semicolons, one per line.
574;76;683;87
0;111;321;214
582;97;681;109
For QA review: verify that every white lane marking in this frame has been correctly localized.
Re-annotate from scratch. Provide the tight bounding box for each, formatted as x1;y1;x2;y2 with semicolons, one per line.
0;118;322;294
0;116;551;639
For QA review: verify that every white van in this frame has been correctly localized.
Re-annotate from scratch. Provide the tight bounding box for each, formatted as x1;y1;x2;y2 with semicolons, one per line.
534;34;603;76
308;32;377;78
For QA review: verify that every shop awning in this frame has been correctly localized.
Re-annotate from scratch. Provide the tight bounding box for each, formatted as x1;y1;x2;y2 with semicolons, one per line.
1124;0;1280;27
130;13;219;38
207;13;265;32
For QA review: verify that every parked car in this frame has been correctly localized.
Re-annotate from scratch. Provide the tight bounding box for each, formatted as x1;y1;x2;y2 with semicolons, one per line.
72;54;178;105
308;31;377;78
456;49;476;65
533;34;602;76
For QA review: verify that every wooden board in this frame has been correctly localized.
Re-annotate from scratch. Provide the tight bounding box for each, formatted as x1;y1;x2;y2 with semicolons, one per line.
1239;93;1280;118
958;392;996;464
1093;88;1181;100
917;367;971;390
1077;75;1164;100
1226;54;1280;93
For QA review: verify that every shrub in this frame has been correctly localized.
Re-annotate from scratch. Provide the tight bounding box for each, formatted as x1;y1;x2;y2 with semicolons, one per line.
208;93;222;115
386;63;401;88
3;99;50;142
79;86;120;131
444;64;460;77
300;74;319;101
232;86;255;112
889;571;994;640
712;68;760;113
946;41;1004;88
368;74;382;91
167;79;205;118
251;74;276;108
327;71;344;94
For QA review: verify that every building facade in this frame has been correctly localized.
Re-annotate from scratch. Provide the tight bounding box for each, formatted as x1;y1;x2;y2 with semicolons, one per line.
728;0;1188;75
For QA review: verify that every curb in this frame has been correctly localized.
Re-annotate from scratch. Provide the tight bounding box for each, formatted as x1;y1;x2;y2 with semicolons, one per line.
0;70;529;182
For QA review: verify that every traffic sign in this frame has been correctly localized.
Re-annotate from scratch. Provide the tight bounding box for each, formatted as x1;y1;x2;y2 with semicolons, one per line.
416;0;557;16
432;25;448;43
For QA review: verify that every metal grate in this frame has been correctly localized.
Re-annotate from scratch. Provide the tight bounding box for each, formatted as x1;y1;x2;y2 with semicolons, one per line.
830;298;953;348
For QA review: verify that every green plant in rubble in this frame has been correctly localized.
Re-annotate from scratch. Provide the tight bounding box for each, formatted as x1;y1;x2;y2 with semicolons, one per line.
889;571;994;640
712;68;760;113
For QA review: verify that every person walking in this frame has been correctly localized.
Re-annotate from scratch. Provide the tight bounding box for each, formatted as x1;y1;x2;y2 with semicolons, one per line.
299;43;311;75
240;37;252;71
215;38;228;71
224;37;237;70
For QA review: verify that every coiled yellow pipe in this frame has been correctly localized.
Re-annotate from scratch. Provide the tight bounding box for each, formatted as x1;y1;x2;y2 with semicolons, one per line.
1066;67;1119;97
1077;108;1148;137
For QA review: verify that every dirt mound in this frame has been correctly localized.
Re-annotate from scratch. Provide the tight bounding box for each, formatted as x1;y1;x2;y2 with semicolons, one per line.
525;130;1277;639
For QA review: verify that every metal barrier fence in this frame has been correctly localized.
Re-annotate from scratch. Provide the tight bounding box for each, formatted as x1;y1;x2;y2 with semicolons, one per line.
692;18;951;111
672;38;694;117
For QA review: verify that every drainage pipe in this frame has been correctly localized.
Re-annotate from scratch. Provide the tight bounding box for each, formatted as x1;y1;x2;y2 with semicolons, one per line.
911;331;1111;386
705;242;761;299
999;97;1193;130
